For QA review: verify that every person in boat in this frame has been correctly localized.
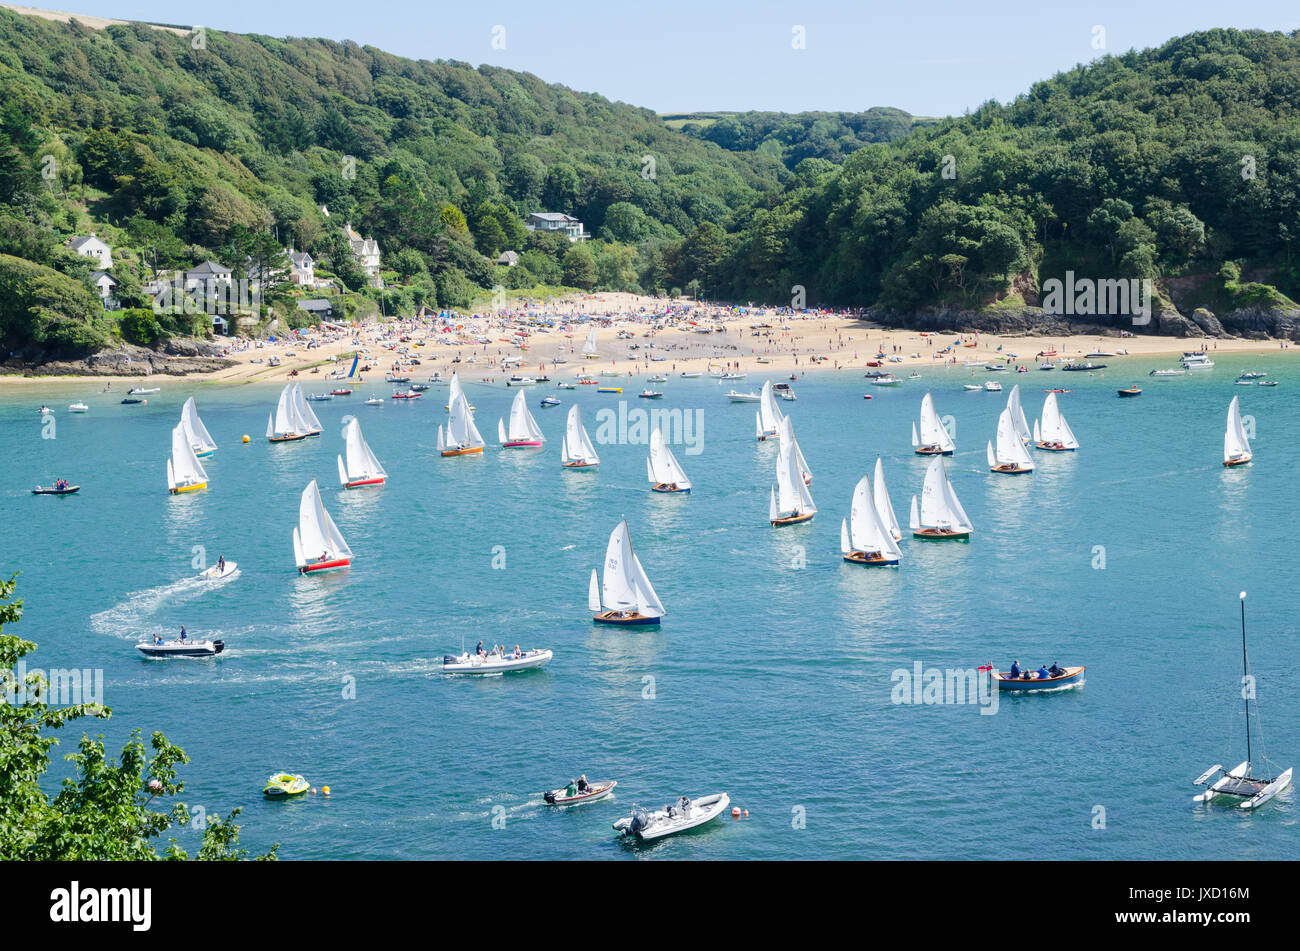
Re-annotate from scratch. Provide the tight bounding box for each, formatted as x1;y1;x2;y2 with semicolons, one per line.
1037;665;1050;680
1008;660;1021;679
154;634;164;645
577;775;590;793
565;778;578;798
217;555;225;573
475;640;486;658
1048;662;1064;678
179;626;187;642
513;644;521;658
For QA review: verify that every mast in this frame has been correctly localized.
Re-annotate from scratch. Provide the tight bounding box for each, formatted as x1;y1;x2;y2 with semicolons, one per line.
1241;591;1251;769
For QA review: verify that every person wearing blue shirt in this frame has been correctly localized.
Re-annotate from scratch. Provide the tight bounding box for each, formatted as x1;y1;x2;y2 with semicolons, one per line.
1037;665;1050;679
1009;660;1021;679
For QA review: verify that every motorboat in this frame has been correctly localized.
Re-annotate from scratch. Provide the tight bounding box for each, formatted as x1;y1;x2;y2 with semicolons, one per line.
128;386;160;395
983;380;1002;392
1061;362;1105;372
263;773;309;797
32;483;80;495
540;396;561;407
364;397;384;405
991;666;1085;691
1117;385;1142;397
639;389;664;399
1149;368;1186;377
963;384;983;391
199;560;238;580
442;648;553;674
120;397;146;405
613;793;730;841
135;636;225;657
1181;352;1214;370
543;780;617;806
871;374;901;386
68;402;89;413
506;376;536;387
305;392;333;401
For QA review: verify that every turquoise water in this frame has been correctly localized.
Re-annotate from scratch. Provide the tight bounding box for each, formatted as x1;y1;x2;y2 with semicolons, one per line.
4;352;1299;859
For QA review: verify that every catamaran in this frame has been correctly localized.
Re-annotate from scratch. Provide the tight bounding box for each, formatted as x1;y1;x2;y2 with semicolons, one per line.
1006;384;1031;445
337;418;387;488
769;417;816;526
498;389;545;448
560;405;600;469
582;327;600;359
180;397;217;456
291;383;322;436
841;475;901;566
1193;593;1292;809
647;427;691;493
588;519;664;625
911;392;956;455
1223;395;1252;467
755;379;782;441
909;456;973;540
988;408;1035;474
438;387;485;457
266;384;309;442
167;422;209;494
1033;391;1079;451
292;479;352;573
873;458;903;542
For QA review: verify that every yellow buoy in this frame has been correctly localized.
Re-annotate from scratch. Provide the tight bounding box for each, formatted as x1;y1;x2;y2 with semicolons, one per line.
322;785;331;796
241;435;250;443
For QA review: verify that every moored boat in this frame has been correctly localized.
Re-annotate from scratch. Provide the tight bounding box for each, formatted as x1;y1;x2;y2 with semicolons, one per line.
613;793;730;841
263;773;309;797
1117;385;1142;397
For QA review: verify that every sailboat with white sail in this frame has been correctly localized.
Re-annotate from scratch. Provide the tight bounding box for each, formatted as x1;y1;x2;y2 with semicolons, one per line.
1193;593;1291;809
292;382;322;436
438;388;485;457
292;479;352;573
841;475;901;566
337;418;387;488
167;422;209;494
987;408;1035;474
647;427;691;493
777;411;812;484
755;379;782;441
498;389;545;448
911;392;955;455
560;405;600;469
769;417;816;526
1006;384;1032;445
582;327;600;359
444;372;475;411
1223;395;1252;467
266;384;308;442
180;397;217;457
588;519;664;625
873;457;902;542
1033;391;1079;451
909;456;972;540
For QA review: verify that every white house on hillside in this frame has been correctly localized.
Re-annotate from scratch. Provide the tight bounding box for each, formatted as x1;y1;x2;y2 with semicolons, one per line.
343;222;381;284
288;251;315;286
184;261;233;290
89;270;118;309
525;212;587;242
68;233;113;269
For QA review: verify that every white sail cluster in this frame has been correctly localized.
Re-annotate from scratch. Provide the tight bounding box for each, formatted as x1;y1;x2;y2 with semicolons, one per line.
1034;392;1079;449
498;389;545;445
769;416;816;521
266;383;318;439
988;408;1035;471
841;471;902;564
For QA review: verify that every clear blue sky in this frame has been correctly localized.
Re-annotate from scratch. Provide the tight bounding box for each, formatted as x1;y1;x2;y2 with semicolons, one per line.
34;1;1300;115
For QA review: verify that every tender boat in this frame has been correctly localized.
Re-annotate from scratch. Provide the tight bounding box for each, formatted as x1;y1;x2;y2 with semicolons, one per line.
909;456;972;540
1061;362;1105;372
647;427;691;493
136;636;225;657
167;422;209;494
199;560;238;580
613;793;730;841
1193;593;1292;809
338;418;388;487
263;773;309;797
1033;392;1080;451
840;473;901;566
120;397;146;405
391;390;422;400
540;396;561;407
506;376;536;387
544;780;617;806
443;648;553;674
293;479;353;573
983;380;1002;392
557;381;577;390
589;519;665;625
769;417;816;526
911;393;956;455
364;396;384;405
32;484;80;495
128;386;160;395
561;405;600;469
962;384;983;391
992;666;1085;690
987;408;1035;474
305;392;333;402
330;388;353;396
1223;395;1252;467
497;389;546;448
181;397;218;457
68;402;88;413
638;389;663;399
726;390;761;403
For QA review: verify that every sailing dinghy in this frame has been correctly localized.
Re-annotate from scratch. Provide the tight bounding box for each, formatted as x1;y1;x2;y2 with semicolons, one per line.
266;384;308;442
292;479;352;573
588;519;664;625
167;422;209;494
181;397;217;456
582;327;600;359
769;417;816;526
1006;384;1032;445
873;457;903;542
561;405;600;469
987;408;1035;474
1033;391;1079;451
292;383;322;436
909;456;972;540
438;387;485;457
337;418;387;488
498;389;546;448
912;393;956;455
647;427;691;493
777;410;812;484
755;379;782;441
1223;395;1252;467
841;474;901;566
1193;593;1292;809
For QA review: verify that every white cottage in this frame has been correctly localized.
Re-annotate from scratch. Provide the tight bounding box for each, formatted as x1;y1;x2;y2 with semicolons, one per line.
343;223;381;281
68;233;113;269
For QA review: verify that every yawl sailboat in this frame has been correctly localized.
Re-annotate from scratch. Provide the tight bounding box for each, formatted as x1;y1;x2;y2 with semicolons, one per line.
647;428;691;493
181;397;217;457
987;408;1035;474
293;479;352;573
755;379;782;441
911;393;956;455
1193;593;1292;809
1223;395;1252;467
909;456;972;540
266;383;309;442
438;387;485;456
1033;391;1079;451
769;417;816;526
561;405;600;469
498;389;546;448
167;422;209;494
588;519;664;625
337;418;387;488
841;475;901;566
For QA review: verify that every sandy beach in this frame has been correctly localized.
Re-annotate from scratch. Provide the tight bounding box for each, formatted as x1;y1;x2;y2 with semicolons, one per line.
1;291;1293;389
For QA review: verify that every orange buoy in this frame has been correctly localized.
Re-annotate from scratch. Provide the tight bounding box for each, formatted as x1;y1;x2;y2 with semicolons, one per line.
743;809;749;818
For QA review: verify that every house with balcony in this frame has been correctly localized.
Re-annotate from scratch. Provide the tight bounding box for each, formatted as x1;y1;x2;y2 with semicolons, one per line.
525;212;587;242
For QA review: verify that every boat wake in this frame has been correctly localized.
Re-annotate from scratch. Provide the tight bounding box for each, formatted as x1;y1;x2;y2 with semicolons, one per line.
89;576;217;641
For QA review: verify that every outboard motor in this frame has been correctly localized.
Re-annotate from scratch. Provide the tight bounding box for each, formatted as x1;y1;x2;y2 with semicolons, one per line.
629;806;649;834
213;640;225;654
443;655;458;665
543;790;556;804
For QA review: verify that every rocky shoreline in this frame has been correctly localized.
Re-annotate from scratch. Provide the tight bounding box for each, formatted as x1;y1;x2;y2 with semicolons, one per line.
1;339;238;378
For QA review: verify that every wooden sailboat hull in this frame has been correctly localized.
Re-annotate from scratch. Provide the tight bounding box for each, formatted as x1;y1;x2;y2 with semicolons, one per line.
989;465;1033;475
1223;456;1252;468
993;665;1084;690
771;512;815;527
268;433;308;443
169;482;207;494
440;447;483;457
842;551;899;567
344;477;386;488
1034;442;1075;452
299;558;351;574
651;484;690;493
914;447;953;456
912;529;970;541
501;440;544;448
592;611;660;626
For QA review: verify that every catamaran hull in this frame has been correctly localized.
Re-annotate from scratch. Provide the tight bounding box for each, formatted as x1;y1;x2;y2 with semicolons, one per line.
592;612;660;626
299;558;351;574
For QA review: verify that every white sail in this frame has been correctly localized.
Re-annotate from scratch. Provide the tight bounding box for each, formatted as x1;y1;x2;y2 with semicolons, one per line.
908;495;920;531
918;393;955;452
564;405;599;465
437;424;446;453
449;372;465;409
340;418;385;482
910;421;919;448
599;520;664;618
582;327;598;356
774;417;815;516
497;418;508;445
271;384;299;437
181;397;217;454
992;408;1034;470
447;391;484;449
166;457;175;492
560;431;570;464
266;411;274;440
648;428;691;488
1007;384;1032;445
873;458;902;542
840;517;851;554
918;457;972;533
1225;395;1252;462
296;479;351;567
758;380;782;436
769;487;778;522
587;568;602;613
292;383;322;433
1039;392;1079;449
778;414;813;484
502;389;544;443
1033;418;1041;443
849;474;901;561
169;422;208;488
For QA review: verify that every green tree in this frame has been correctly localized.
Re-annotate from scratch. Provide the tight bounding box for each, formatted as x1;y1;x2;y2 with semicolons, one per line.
561;243;597;289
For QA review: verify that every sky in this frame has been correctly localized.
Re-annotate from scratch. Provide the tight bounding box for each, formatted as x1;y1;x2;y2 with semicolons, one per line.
22;0;1300;116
